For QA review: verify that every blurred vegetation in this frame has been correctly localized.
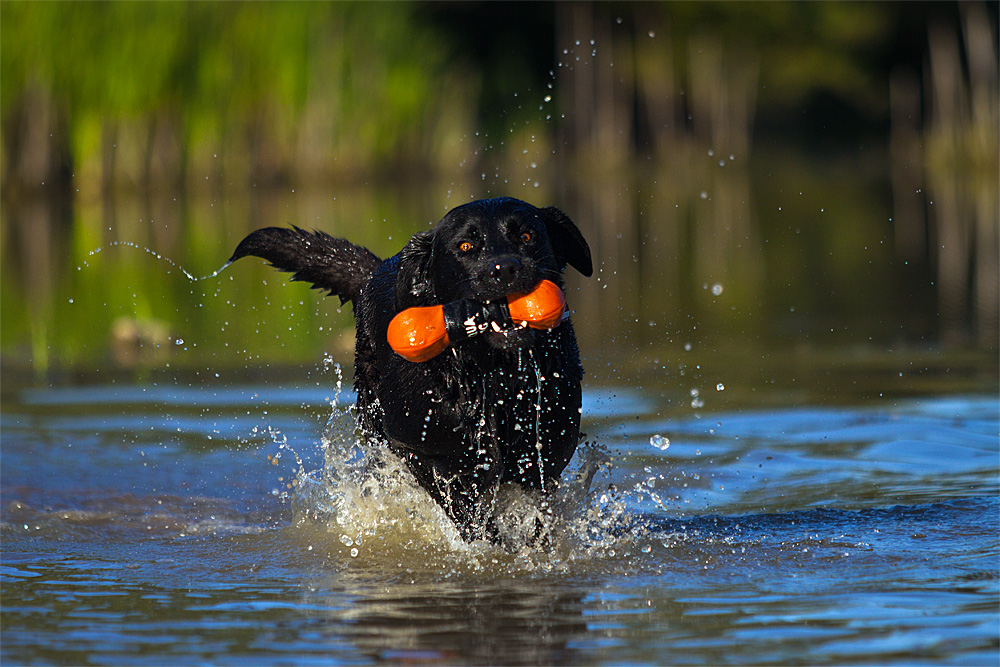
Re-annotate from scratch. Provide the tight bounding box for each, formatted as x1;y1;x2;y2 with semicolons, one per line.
1;2;997;378
1;1;479;192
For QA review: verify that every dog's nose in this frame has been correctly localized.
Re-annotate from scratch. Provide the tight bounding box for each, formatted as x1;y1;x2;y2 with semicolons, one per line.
490;258;522;284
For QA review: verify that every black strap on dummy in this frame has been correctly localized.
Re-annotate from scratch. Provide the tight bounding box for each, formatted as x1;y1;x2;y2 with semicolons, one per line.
442;299;514;343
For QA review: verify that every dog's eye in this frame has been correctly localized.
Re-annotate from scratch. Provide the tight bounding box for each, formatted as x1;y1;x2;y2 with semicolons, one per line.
459;241;475;253
520;231;532;243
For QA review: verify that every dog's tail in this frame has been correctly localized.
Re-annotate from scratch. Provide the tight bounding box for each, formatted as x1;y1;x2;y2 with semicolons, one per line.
230;226;381;304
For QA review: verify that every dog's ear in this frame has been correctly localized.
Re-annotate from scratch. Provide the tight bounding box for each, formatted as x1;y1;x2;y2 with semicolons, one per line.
541;206;593;277
394;230;436;309
230;226;381;304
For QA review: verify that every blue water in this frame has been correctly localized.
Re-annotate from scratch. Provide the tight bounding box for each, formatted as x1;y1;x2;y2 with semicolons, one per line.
1;370;997;665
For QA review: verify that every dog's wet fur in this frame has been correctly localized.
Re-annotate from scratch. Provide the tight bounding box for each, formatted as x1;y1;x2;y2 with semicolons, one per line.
231;198;592;541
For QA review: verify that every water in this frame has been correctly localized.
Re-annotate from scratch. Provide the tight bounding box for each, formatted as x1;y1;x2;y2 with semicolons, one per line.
2;359;997;665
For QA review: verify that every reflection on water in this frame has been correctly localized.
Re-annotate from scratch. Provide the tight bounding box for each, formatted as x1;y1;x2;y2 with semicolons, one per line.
4;6;997;373
1;359;997;664
3;147;990;381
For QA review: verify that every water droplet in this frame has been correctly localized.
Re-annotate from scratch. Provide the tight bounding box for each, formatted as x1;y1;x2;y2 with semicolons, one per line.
716;383;725;391
711;283;723;296
649;435;670;450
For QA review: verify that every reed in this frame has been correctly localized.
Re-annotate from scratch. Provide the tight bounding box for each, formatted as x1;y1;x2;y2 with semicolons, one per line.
0;2;479;197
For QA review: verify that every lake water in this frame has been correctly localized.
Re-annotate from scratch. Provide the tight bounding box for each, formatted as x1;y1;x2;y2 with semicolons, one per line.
1;139;997;664
2;352;997;665
3;4;998;658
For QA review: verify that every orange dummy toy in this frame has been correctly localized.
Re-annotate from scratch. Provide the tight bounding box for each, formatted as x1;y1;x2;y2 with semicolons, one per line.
387;279;567;362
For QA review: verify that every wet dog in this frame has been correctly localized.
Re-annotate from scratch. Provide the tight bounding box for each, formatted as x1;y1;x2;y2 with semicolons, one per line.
230;197;592;541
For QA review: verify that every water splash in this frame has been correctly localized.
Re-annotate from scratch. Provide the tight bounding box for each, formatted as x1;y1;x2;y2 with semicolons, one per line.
263;354;701;569
277;355;675;572
526;348;546;492
282;382;649;571
650;434;670;450
81;241;232;282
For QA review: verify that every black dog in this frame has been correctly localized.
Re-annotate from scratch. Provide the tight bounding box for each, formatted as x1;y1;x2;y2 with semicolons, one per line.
230;197;592;541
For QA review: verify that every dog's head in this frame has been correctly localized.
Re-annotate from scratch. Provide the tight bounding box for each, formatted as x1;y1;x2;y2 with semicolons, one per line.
395;198;592;349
